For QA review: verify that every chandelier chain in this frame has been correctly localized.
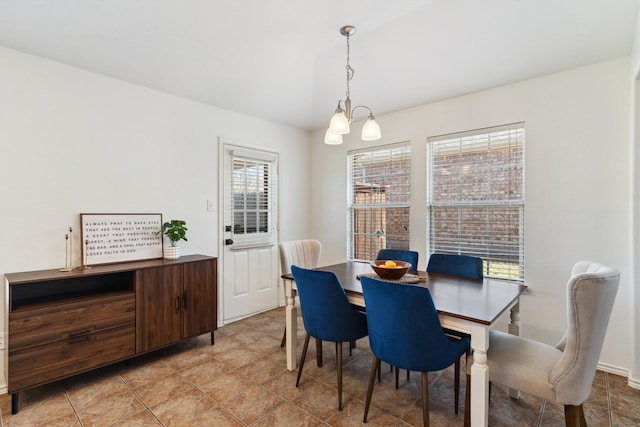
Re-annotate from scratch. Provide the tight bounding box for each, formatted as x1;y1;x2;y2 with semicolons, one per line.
345;32;354;100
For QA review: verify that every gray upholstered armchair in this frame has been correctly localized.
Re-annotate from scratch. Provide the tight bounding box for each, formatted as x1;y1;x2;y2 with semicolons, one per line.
464;261;620;427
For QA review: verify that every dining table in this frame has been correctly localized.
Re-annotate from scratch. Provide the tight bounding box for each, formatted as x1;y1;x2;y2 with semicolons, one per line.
281;260;528;427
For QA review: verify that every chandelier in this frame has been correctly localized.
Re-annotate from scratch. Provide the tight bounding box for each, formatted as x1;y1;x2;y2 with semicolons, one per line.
324;25;382;145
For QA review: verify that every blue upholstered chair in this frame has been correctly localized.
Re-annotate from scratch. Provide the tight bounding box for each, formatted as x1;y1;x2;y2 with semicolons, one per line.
426;253;483;280
361;276;470;426
291;265;368;411
376;248;419;270
376;248;420;379
426;253;482;370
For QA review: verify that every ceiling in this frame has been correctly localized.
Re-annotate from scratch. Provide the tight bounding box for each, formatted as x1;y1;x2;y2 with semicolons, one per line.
0;0;637;132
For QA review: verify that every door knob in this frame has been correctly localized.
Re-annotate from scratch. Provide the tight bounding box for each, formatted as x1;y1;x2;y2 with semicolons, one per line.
225;238;234;245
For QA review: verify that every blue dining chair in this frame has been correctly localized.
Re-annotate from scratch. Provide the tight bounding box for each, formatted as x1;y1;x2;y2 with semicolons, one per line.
426;253;483;280
291;265;368;411
426;253;482;362
376;248;420;379
376;248;419;270
361;276;470;426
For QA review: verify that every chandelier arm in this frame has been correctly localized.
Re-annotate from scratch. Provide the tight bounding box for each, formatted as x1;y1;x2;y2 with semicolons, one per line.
349;105;374;121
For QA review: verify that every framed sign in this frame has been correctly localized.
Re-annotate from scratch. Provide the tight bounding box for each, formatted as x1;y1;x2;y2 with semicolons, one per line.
81;213;163;265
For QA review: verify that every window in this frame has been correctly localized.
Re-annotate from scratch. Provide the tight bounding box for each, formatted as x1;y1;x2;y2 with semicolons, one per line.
348;142;411;261
230;152;275;245
427;123;525;280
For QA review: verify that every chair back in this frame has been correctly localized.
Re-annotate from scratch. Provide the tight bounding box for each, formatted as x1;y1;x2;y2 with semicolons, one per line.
291;265;368;343
426;253;483;279
376;249;419;270
360;276;469;372
279;239;321;274
550;261;620;405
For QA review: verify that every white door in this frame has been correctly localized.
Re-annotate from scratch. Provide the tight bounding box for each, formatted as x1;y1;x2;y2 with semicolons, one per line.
220;141;279;323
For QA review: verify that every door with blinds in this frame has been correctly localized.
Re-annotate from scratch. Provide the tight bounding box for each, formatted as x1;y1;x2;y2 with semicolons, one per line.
221;142;279;322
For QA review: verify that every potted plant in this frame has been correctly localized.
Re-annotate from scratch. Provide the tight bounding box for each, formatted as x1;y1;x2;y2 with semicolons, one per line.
158;219;187;259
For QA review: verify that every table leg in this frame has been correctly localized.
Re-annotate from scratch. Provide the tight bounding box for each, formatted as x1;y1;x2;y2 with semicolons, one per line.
470;324;489;427
508;301;521;399
285;279;297;371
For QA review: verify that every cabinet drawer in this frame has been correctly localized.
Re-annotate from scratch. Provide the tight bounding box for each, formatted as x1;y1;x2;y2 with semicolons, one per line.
9;294;135;350
8;324;135;393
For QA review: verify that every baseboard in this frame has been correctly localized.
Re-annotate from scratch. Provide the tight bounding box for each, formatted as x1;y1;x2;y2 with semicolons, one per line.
597;361;628;377
597;361;640;390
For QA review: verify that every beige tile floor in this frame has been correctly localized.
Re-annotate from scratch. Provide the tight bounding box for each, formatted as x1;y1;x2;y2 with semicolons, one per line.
1;307;639;426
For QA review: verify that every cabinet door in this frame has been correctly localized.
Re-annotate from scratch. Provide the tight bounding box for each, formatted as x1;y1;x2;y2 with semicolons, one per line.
136;265;181;352
182;259;217;338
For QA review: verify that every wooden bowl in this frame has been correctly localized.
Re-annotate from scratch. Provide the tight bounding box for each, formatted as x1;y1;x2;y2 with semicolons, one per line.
370;260;411;280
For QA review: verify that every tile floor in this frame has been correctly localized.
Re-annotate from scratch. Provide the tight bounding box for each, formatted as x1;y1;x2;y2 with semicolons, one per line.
1;307;639;426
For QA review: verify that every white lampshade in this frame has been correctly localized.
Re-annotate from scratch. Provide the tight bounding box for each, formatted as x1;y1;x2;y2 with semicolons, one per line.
329;111;350;134
361;116;381;141
324;129;343;145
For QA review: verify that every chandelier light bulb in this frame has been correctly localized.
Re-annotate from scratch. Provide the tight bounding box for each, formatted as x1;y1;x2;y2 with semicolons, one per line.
329;110;350;135
361;115;381;141
324;129;344;145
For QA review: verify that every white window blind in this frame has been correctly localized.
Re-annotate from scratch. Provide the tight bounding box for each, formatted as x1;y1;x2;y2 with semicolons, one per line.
229;155;275;246
427;123;525;281
347;142;411;261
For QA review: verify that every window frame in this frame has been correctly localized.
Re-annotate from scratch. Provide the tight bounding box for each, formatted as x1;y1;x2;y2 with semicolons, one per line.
228;150;277;247
347;142;412;262
426;123;525;281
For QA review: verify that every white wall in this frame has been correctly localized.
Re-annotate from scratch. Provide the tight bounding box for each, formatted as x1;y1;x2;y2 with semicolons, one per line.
310;57;634;379
0;46;311;391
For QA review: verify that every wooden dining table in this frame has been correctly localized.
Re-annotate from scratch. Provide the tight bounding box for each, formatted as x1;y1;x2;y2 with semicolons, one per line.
281;261;528;427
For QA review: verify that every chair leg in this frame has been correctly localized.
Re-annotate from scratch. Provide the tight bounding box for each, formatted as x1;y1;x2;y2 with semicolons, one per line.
395;366;400;389
316;338;323;367
407;370;410;381
280;328;286;347
421;372;429;427
454;356;461;414
296;334;311;387
378;362;382;382
337;342;344;411
564;404;587;427
363;355;381;423
464;374;471;427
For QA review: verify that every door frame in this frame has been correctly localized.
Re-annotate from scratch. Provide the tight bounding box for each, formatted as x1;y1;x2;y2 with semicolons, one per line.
217;137;281;326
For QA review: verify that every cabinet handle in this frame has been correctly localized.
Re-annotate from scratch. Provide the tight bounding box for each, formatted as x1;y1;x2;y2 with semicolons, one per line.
175;296;180;313
68;328;93;338
68;335;91;344
182;292;188;311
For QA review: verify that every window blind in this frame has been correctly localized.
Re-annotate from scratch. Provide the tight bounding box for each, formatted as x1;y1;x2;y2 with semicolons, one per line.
427;123;525;280
347;142;411;261
228;155;275;246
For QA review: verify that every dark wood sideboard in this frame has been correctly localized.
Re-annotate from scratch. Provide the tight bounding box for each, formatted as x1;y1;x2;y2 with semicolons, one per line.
4;254;217;414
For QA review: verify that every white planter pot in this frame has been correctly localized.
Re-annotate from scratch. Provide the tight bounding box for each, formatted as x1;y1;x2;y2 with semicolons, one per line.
164;246;181;260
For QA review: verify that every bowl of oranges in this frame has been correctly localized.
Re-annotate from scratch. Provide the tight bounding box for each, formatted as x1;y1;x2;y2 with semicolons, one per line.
370;260;411;280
